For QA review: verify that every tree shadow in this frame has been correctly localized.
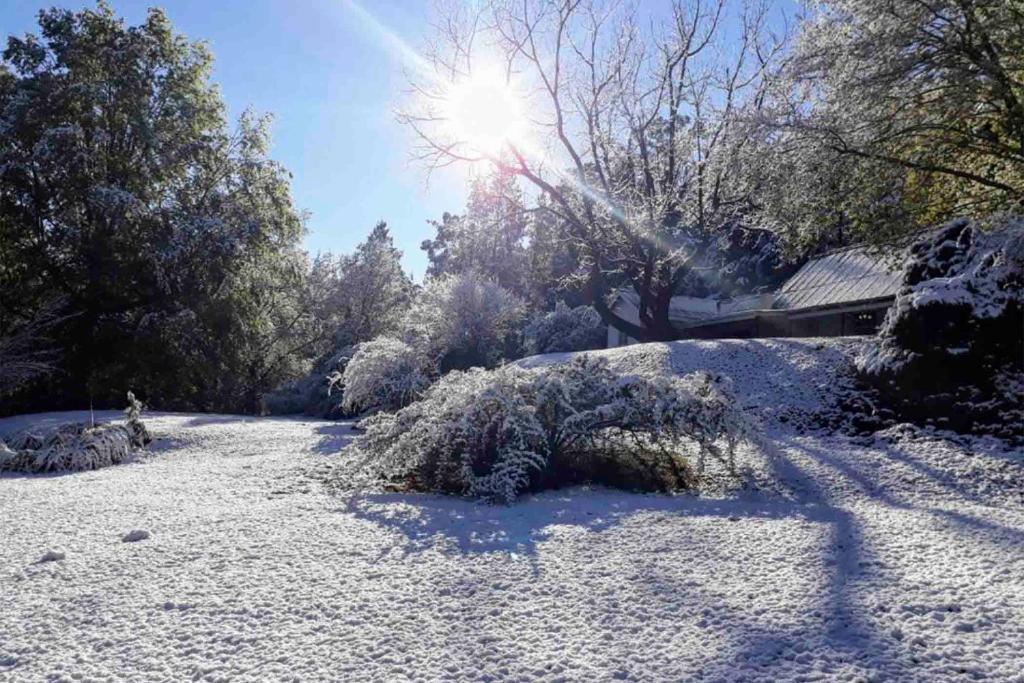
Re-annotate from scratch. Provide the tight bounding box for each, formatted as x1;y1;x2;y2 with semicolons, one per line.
345;486;843;573
311;421;359;455
712;435;904;677
343;475;901;677
178;414;322;427
338;422;1014;679
879;434;1024;504
777;434;1024;545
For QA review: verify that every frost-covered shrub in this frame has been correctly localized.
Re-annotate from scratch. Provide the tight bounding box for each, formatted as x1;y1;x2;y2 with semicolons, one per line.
124;391;151;447
524;303;606;354
261;381;308;416
0;393;151;473
351;368;547;502
857;217;1023;439
401;272;526;372
262;344;355;417
343;356;750;502
339;338;433;415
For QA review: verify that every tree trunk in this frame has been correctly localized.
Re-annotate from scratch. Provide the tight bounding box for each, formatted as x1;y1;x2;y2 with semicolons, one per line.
585;266;677;343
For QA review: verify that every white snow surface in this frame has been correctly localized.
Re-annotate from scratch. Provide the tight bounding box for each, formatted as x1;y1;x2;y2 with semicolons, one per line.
2;338;1023;682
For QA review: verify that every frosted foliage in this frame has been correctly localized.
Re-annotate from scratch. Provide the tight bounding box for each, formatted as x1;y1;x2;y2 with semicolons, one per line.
895;218;1023;321
0;392;150;473
339;338;432;415
401;272;525;371
859;217;1024;377
856;217;1023;439
263;344;355;418
345;356;750;502
525;303;606;354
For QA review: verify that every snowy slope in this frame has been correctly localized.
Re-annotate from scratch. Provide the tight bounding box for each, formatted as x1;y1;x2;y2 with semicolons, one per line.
521;338;1024;503
2;338;1023;682
520;336;869;425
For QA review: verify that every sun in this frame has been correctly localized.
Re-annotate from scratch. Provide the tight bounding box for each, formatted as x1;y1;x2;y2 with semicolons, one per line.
443;67;527;156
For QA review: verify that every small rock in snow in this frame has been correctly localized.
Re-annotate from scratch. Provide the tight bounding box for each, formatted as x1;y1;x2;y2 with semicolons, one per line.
122;529;150;543
37;549;65;563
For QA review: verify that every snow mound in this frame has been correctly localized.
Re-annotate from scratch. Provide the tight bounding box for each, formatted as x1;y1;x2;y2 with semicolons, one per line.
37;549;65;563
520;337;869;427
520;337;1022;501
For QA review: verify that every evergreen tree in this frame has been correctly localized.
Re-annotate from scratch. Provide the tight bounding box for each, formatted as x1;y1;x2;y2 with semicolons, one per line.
329;221;413;347
0;4;310;413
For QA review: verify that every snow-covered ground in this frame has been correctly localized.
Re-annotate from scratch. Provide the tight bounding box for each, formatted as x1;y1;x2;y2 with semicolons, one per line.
2;338;1023;682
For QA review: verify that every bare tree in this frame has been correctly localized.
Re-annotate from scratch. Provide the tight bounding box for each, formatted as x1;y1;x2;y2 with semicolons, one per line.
400;0;788;340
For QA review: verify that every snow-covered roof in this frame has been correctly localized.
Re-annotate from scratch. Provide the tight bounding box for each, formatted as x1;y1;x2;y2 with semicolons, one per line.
772;245;901;312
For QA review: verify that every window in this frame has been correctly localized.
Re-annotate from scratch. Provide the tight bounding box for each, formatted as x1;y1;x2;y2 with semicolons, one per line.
849;310;881;335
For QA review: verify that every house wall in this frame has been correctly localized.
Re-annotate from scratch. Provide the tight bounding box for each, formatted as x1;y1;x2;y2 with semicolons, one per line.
788;302;890;337
606;327;638;348
606;301;642;348
788;313;842;337
605;296;893;347
681;300;892;340
683;311;788;340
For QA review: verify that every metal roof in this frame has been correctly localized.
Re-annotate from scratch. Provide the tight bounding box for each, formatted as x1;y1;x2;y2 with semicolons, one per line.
772;245;901;312
610;244;901;331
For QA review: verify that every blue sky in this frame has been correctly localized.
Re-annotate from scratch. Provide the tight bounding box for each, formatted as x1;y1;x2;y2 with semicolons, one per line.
2;1;799;277
1;0;465;277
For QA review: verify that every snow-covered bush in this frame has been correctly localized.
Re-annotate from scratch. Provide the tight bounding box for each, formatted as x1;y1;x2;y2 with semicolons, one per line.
343;356;750;502
0;393;151;473
339;338;433;415
262;344;355;417
401;272;526;372
124;391;151;447
857;217;1023;439
274;274;527;419
524;303;606;354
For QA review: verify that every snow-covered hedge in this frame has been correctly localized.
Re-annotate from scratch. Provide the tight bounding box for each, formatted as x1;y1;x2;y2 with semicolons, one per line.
857;217;1023;439
343;356;750;502
339;338;433;415
524;303;606;354
0;393;151;473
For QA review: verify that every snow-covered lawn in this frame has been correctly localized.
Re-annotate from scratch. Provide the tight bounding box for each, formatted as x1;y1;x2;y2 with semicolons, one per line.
2;339;1023;682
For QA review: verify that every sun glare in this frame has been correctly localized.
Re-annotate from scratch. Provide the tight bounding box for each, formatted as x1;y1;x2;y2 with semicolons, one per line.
444;68;527;156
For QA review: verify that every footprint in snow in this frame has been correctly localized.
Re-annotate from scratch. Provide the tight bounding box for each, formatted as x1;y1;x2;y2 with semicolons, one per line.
122;529;150;543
